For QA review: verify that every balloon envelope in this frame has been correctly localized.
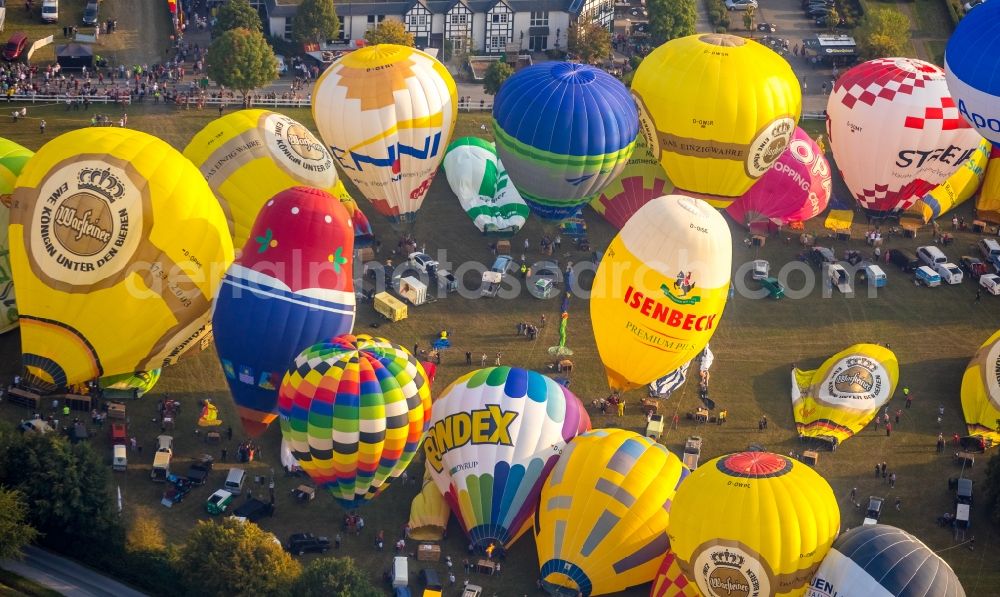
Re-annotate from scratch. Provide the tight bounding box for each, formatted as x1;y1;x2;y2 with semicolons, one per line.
213;186;356;437
278;334;431;509
907;137;990;223
312;44;457;225
591;134;673;229
944;1;1000;144
591;196;732;391
961;328;1000;446
425;367;591;550
650;550;701;597
827;58;983;214
9;128;234;390
534;429;688;596
0;138;33;334
99;369;162;397
441;137;530;234
632;34;801;204
492;62;638;221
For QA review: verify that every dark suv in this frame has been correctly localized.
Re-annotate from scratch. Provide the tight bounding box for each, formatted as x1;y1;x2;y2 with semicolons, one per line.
82;1;100;25
286;533;330;555
888;248;919;272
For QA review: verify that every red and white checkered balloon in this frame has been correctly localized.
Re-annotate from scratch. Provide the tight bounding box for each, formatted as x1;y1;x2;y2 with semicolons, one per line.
826;57;984;214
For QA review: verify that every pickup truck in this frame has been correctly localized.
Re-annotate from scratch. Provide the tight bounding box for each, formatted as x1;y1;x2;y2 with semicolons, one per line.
232;498;275;523
185;454;215;485
151;435;173;482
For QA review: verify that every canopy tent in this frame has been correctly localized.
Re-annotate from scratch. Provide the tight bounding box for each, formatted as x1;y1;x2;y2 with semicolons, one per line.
55;43;93;69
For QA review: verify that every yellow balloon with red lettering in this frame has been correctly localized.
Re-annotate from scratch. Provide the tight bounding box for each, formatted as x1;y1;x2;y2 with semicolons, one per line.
590;195;732;392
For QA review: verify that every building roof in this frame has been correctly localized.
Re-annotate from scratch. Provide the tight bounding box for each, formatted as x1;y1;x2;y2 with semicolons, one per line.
334;1;413;15
271;0;574;17
265;0;303;17
508;0;573;10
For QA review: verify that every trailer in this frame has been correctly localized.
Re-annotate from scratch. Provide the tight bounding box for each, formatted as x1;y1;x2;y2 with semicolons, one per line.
374;292;408;322
398;276;428;306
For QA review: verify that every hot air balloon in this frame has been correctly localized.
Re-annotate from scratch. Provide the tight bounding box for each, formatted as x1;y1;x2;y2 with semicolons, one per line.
668;452;840;597
278;334;431;508
827;58;983;215
590;196;732;392
534;429;688;596
312;44;457;226
0;138;33;335
631;34;801;206
944;2;1000;144
441;137;530;234
408;465;451;542
590;135;672;230
726;128;832;231
492;62;639;221
198;399;223;427
961;329;1000;446
907;138;990;223
332;183;375;247
183;109;343;248
975;145;1000;223
99;369;162;398
792;344;899;445
9;128;234;391
425;367;591;552
651;551;701;597
807;525;965;597
213;186;356;437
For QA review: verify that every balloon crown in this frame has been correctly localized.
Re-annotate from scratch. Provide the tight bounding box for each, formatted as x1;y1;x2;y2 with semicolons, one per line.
845;356;875;369
772;120;794;136
78;167;126;200
710;549;746;569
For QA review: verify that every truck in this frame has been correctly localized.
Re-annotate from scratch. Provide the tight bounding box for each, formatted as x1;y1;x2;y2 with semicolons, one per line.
150;434;173;482
682;436;702;470
232;498;276;523
185;454;215;485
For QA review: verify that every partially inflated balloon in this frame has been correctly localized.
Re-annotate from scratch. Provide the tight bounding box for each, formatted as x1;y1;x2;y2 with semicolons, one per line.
441;137;529;234
534;429;688;596
0;138;33;334
492;62;638;221
99;369;161;397
278;334;431;508
827;58;983;214
632;34;801;205
9;128;234;390
961;329;1000;446
808;525;965;597
944;2;1000;144
651;551;701;597
591;196;732;392
425;367;591;551
908;138;990;223
214;186;356;437
669;452;840;597
726;128;831;228
312;44;457;225
591;135;672;230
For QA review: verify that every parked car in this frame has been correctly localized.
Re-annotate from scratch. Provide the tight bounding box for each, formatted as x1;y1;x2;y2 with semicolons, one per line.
760;277;785;299
206;489;234;515
419;568;443;590
960;255;988;279
917;245;948;267
751;259;770;280
915;265;941;287
956;478;973;506
286;533;330;555
232;498;275;523
979;238;1000;270
408;252;439;274
888;248;919;272
980;273;1000;295
40;0;58;23
807;246;837;268
935;262;964;285
726;0;758;9
863;496;884;525
682;436;702;470
2;32;28;62
82;0;100;25
185;454;214;485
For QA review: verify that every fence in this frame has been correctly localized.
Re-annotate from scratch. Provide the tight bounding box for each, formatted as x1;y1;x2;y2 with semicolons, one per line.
4;94;131;105
3;93;496;111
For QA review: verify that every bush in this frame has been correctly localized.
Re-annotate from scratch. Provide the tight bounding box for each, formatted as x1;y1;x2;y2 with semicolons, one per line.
945;0;962;24
545;49;567;60
705;0;730;30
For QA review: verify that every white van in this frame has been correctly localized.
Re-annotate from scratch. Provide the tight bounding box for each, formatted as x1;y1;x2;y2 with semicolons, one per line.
917;245;948;267
935;262;964;285
391;556;408;588
112;444;127;471
979;238;1000;269
41;0;59;23
224;467;246;495
915;265;941;287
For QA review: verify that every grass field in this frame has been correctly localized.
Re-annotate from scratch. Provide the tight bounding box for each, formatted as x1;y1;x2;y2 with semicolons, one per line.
3;104;1000;597
0;569;62;597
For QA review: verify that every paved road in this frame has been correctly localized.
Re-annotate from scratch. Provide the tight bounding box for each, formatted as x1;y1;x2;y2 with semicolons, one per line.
1;546;147;597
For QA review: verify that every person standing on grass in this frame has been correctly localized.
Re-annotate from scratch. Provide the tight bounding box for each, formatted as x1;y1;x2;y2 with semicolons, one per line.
886;422;892;437
617;400;625;417
39;119;46;135
481;353;487;367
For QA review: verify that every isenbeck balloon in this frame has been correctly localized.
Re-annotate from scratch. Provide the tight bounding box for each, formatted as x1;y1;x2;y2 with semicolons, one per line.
441;137;530;235
668;452;840;597
0;138;33;334
590;196;732;392
590;134;673;230
183;109;342;248
807;525;965;597
961;329;1000;447
9;128;234;391
213;186;356;437
827;58;983;215
944;1;1000;144
424;367;591;552
492;62;639;221
312;44;457;226
632;34;801;205
278;334;431;509
534;429;688;596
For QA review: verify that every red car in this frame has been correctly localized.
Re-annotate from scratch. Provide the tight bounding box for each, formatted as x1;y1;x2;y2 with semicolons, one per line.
3;32;28;62
110;422;127;446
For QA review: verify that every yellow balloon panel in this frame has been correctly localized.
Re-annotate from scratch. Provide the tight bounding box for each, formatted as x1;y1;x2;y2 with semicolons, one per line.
183;109;340;248
961;329;1000;445
9;128;234;389
668;452;840;597
632;34;801;203
976;146;1000;224
535;429;689;596
590;196;731;391
907;138;990;223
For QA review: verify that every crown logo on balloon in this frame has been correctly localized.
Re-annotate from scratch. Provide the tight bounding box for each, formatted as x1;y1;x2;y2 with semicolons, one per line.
710;549;746;568
78;167;126;201
845;356;875;370
772;120;793;136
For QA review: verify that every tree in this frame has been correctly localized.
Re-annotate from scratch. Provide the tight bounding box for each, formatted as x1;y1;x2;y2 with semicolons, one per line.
207;28;278;102
213;0;263;36
179;519;301;596
855;6;911;60
483;60;514;95
824;6;841;32
0;488;39;560
568;21;612;65
126;506;166;552
292;0;341;45
743;5;755;35
648;0;697;45
293;557;381;597
364;20;415;47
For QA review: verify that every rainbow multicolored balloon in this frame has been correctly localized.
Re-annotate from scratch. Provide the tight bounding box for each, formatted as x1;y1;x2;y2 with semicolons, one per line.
278;334;431;509
425;367;591;552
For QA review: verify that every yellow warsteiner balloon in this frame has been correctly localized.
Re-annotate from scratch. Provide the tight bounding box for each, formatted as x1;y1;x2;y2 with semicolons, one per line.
961;329;1000;446
668;452;840;597
183;109;341;247
534;429;689;596
9;128;234;390
0;138;33;334
632;34;802;205
791;343;899;444
590;195;732;392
